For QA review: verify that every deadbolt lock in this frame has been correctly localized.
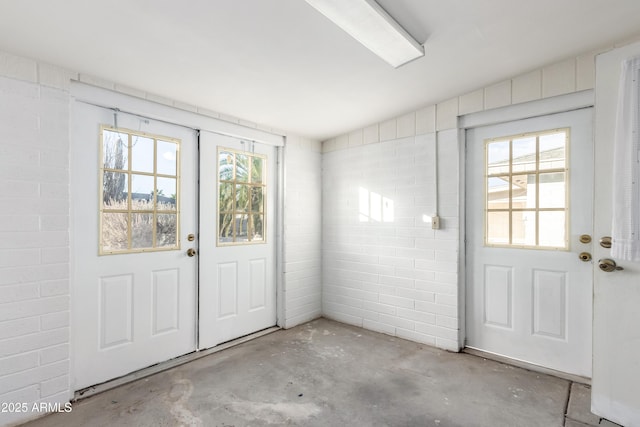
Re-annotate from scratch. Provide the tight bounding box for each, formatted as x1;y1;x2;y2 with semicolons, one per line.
598;258;623;272
579;234;592;244
187;233;195;242
187;248;197;257
578;252;592;262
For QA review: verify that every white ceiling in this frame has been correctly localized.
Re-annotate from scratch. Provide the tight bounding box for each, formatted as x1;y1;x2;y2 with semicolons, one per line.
1;0;639;140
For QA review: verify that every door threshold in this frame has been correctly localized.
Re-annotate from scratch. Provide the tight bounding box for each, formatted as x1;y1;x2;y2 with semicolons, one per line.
75;326;281;401
463;347;591;386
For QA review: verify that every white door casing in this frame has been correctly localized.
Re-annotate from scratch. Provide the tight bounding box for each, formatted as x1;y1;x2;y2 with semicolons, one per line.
466;108;594;377
71;102;197;389
592;42;640;426
198;131;277;349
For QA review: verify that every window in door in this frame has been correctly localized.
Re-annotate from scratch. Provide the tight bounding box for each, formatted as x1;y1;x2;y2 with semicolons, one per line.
218;147;266;245
99;126;180;254
485;128;568;249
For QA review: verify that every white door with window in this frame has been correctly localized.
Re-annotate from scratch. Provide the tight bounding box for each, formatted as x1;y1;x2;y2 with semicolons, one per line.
466;108;594;377
72;102;198;389
198;131;277;349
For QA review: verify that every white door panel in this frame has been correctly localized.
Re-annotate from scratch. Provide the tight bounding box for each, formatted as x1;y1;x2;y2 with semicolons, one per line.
198;131;276;349
72;102;197;389
592;41;640;426
466;108;593;377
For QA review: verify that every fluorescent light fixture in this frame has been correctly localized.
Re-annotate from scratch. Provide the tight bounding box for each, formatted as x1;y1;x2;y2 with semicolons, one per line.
305;0;424;68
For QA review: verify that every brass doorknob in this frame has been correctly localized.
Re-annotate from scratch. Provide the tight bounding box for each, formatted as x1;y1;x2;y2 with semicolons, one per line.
598;258;623;272
187;248;197;257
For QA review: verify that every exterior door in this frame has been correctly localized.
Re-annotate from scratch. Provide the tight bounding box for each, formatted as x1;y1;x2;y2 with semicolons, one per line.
592;42;640;426
198;131;277;349
465;108;594;377
72;102;197;389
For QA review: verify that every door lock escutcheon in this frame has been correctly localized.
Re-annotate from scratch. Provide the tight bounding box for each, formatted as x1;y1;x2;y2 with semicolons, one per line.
578;252;592;262
598;258;623;272
579;234;592;244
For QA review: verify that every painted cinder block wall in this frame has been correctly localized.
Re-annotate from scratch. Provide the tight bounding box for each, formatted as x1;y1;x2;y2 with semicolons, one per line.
321;48;601;351
0;50;322;426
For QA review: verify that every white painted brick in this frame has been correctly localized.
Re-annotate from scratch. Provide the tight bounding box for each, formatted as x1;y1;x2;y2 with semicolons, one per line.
0;180;39;199
396;288;435;302
436;315;458;329
379;118;397;141
0;264;68;286
0;249;40;267
397;112;416;138
40;344;69;365
0;385;40;426
395;328;436;346
512;70;542;104
379;294;414;309
0;317;39;340
41;248;69;265
396;307;436;325
0;283;39;304
196;107;220;118
335;134;349;150
576;51;596;91
363;124;379;144
484;80;512;110
0;360;67;395
362;319;395;335
40;374;68;398
436;337;459;351
348;129;363;146
40;216;69;232
0;52;37;82
0;215;40;232
458;89;484;115
414;322;458;341
40;280;69;297
436;294;458;307
0;296;68;323
542;58;576;98
38;62;76;90
436;98;458;130
416;105;436;135
0;352;39;376
0;328;68;358
379;313;414;330
415;300;457;317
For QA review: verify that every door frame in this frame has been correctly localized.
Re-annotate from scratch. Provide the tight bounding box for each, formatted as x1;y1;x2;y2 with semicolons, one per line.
69;82;286;392
458;90;595;368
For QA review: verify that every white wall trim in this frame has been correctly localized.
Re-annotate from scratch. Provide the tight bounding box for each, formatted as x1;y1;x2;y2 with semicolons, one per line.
70;82;285;147
459;89;594;130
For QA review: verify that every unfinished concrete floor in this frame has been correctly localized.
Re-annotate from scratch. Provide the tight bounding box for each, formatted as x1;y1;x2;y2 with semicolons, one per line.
22;318;616;427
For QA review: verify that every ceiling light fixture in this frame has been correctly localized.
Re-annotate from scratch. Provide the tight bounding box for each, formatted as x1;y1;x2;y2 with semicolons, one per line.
305;0;424;68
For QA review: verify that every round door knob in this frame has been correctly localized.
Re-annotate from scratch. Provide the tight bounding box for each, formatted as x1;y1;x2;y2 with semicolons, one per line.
187;248;197;257
598;258;623;272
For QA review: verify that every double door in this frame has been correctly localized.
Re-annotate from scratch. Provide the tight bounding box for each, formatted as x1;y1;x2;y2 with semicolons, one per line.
72;102;276;389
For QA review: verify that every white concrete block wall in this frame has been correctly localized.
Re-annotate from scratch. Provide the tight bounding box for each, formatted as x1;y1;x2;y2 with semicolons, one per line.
0;72;71;426
283;136;323;327
321;48;603;351
322;128;460;350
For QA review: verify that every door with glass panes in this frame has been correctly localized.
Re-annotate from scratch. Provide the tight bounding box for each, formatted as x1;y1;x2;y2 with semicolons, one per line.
73;102;197;389
465;108;594;377
198;131;277;349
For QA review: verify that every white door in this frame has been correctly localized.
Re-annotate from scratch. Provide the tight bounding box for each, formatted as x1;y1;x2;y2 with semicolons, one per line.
198;131;277;349
592;42;640;426
72;102;197;389
466;108;594;377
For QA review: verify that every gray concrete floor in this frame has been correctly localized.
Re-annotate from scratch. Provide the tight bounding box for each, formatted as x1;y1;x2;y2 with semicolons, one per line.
22;319;619;427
